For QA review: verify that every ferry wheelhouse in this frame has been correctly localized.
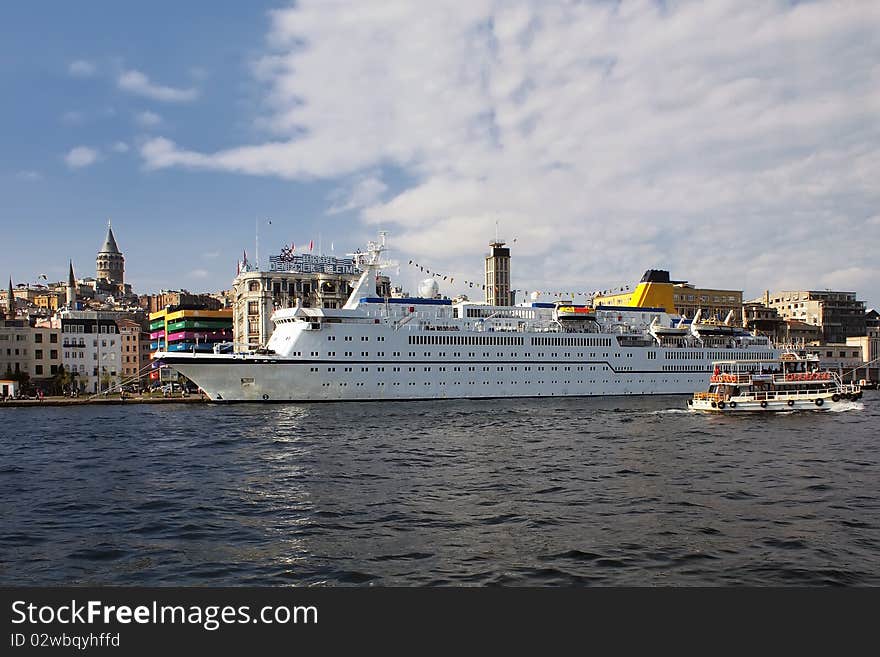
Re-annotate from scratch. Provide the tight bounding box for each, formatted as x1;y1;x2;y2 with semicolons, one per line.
688;351;862;412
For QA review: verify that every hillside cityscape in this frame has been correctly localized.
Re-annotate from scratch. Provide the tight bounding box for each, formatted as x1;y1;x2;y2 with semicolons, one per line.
1;222;878;398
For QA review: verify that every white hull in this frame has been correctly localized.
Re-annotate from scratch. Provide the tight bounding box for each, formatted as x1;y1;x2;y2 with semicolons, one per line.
689;393;844;413
161;336;777;402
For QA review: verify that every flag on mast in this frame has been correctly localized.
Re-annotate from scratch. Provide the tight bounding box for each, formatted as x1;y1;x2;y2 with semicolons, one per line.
308;240;314;253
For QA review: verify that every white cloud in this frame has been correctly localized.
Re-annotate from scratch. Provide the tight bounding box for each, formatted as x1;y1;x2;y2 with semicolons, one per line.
118;69;199;103
188;269;209;279
327;175;388;214
112;141;130;153
61;111;84;125
139;0;880;305
68;60;96;77
135;110;162;127
15;170;43;182
64;146;100;169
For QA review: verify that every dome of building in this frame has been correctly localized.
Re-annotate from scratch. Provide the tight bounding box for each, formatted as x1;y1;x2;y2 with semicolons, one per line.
418;278;440;299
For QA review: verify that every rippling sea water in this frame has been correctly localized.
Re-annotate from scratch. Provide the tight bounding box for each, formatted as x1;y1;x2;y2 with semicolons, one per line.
1;392;878;586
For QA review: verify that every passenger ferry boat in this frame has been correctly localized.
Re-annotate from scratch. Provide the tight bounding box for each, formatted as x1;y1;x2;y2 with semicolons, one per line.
156;236;778;402
688;351;862;413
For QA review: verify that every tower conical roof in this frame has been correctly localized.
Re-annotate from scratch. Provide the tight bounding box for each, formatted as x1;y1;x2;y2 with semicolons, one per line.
6;277;13;318
100;222;121;254
68;260;76;286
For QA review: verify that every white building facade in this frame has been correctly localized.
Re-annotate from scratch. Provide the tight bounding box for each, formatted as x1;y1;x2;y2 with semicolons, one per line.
59;310;122;393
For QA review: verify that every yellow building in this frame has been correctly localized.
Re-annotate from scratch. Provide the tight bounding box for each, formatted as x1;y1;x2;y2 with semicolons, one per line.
35;292;62;311
673;284;743;323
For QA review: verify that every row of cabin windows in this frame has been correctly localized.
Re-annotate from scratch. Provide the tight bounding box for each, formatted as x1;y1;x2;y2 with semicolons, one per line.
310;365;610;373
409;334;525;346
315;378;695;388
532;336;612;347
668;351;776;361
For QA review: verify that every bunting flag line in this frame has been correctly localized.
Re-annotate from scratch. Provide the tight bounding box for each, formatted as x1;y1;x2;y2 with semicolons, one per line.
402;256;603;300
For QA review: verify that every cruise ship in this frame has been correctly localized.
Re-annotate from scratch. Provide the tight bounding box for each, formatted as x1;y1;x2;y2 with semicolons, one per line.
156;236;778;402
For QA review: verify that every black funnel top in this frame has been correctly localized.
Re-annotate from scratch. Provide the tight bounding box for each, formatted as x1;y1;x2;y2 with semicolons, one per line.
640;269;670;284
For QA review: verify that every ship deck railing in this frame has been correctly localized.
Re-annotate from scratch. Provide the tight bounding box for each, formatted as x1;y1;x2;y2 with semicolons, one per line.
710;372;837;385
735;384;858;402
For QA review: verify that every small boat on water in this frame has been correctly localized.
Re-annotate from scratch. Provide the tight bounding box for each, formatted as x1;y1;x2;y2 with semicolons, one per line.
688;350;862;412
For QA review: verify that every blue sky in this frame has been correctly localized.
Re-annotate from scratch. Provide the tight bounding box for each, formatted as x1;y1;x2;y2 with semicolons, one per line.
2;1;879;308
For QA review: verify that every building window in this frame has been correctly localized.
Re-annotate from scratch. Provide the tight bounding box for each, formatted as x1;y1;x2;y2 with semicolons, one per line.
248;281;260;292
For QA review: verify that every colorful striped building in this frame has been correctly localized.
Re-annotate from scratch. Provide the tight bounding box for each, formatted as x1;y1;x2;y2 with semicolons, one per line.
149;307;233;383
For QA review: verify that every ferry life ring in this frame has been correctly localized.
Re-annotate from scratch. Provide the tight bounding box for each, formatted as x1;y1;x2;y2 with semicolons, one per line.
760;401;767;408
815;398;824;407
832;394;840;402
717;401;726;410
711;401;717;408
262;393;269;400
729;401;737;409
787;400;794;407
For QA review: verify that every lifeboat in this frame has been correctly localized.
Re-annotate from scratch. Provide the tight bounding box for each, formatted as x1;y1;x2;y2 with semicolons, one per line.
555;306;596;321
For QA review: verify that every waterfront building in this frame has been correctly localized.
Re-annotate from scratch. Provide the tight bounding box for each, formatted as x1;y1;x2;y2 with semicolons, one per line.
59;310;122;394
485;240;514;307
0;379;18;398
0;304;61;387
783;319;822;344
756;290;866;344
0;319;32;379
866;308;879;330
149;306;233;355
117;318;151;387
847;329;880;383
742;302;785;341
139;290;223;315
804;342;864;382
30;323;61;381
673;283;743;323
232;251;390;351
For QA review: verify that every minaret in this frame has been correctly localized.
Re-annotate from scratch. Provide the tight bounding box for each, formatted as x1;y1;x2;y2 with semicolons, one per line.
5;277;14;320
485;240;513;306
96;219;124;287
66;260;77;308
